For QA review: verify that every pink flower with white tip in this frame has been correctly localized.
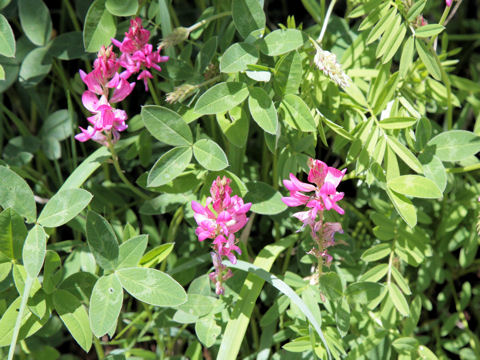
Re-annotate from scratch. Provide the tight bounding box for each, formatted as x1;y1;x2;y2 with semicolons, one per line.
192;176;252;295
282;159;346;272
112;17;169;91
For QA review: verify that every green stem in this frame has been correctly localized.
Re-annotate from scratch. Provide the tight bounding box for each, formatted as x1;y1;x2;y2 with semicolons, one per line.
387;250;394;284
8;276;34;360
147;78;161;105
113;311;149;341
446;163;480;173
187;11;231;33
317;0;337;43
93;337;105;360
107;139;150;201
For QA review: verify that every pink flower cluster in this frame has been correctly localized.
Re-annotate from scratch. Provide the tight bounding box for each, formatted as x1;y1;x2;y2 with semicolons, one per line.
191;176;251;295
75;46;134;145
282;159;346;266
112;17;169;91
75;18;168;145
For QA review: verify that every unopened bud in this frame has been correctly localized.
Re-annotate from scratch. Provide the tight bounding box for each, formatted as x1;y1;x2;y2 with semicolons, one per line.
165;84;197;103
312;41;350;88
159;27;190;49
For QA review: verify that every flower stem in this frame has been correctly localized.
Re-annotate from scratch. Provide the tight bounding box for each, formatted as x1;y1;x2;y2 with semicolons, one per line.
187;11;231;33
107;138;150;201
148;78;161;105
317;0;337;44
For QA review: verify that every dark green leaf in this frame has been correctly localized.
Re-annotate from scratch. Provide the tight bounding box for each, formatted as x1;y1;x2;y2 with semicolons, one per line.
86;211;119;271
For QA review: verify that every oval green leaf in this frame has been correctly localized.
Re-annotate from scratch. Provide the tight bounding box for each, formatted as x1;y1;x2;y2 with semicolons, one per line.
142;105;193;146
427;130;480;162
193;139;229;171
178;294;217;318
22;225;47;278
0;208;27;261
274;51;302;96
232;0;266;39
53;289;92;352
361;243;392;262
220;42;259;73
244;181;287;215
0;166;36;222
147;146;192;187
83;0;116;53
40;109;74;141
117;235;148;269
387;175;442;199
0;14;15;57
116;267;187;307
195;317;221;348
19;0;52;46
386;188;417;228
258;29;304;56
319;272;343;300
105;0;138;16
48;31;86;60
0;297;47;347
248;87;278;134
89;274;123;337
386;136;423;174
415;24;445;38
86;211;119;271
38;189;93;227
379;117;417;129
416;39;441;80
19;46;52;88
194;82;249;115
388;282;410;316
419;153;447;193
279;94;316;132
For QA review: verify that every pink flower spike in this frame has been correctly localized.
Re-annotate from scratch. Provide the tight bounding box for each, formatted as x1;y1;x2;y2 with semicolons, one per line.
446;0;453;6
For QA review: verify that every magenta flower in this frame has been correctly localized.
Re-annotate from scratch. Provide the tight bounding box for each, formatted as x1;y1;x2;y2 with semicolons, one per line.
282;159;346;222
282;159;346;270
192;176;252;294
75;46;135;145
446;0;453;6
112;17;169;91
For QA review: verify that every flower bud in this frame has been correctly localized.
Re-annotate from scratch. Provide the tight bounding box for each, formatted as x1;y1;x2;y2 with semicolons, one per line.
159;27;190;49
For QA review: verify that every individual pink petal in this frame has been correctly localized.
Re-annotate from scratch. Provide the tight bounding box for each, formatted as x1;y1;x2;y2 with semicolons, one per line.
282;196;308;207
323;222;343;246
217;211;232;223
289;173;316;192
324;167;346;188
110;78;135;103
74;126;96;142
307;159;328;186
81;91;100;113
192;201;207;215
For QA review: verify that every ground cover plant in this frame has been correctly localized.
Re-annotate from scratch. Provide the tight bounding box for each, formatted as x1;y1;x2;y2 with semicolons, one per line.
0;0;479;358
